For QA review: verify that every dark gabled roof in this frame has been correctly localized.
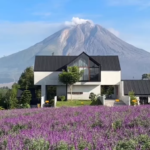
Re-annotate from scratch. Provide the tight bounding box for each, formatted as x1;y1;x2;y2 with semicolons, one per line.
123;80;150;95
34;52;121;71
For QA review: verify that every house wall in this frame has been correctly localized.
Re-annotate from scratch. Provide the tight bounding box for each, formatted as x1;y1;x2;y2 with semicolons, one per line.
118;81;130;105
101;71;121;85
34;72;63;85
34;72;101;86
57;86;66;96
118;81;124;99
67;85;101;100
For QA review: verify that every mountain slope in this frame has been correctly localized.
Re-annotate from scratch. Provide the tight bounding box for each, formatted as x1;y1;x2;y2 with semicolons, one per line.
0;22;150;83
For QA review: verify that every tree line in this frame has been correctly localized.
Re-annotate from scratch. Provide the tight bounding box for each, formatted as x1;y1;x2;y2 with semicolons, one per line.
0;67;40;109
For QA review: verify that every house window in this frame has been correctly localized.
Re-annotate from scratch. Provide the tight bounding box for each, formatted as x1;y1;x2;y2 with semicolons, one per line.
67;53;100;81
67;92;83;95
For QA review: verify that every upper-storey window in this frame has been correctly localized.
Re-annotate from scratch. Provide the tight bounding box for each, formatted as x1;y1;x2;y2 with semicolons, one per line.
67;53;100;81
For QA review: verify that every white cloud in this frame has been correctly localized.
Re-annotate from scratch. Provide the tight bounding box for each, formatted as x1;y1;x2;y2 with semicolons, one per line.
108;28;120;37
65;17;94;26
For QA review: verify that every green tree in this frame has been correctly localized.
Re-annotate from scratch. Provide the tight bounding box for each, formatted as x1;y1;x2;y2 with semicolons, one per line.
0;93;3;107
18;67;34;89
20;90;32;108
4;89;11;109
128;91;137;105
9;83;20;109
59;66;83;100
142;74;150;80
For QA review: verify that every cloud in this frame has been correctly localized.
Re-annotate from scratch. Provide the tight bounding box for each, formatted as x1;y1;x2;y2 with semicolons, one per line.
108;28;120;37
65;17;94;26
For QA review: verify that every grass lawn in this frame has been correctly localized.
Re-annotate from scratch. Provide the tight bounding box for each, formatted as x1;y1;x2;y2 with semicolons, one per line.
56;100;99;107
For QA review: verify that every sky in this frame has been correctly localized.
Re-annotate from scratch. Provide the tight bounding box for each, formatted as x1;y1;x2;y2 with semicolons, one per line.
0;0;150;57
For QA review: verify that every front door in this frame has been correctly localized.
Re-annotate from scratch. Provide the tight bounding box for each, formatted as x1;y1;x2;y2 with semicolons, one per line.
139;97;148;105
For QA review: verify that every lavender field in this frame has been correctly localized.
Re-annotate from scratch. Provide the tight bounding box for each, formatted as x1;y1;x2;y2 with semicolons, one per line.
0;106;150;150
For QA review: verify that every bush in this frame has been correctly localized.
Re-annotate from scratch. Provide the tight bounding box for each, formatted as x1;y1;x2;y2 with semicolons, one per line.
89;93;102;105
49;99;54;106
24;138;50;150
115;139;138;150
18;103;30;109
60;96;65;101
89;92;96;101
0;106;4;110
128;91;137;106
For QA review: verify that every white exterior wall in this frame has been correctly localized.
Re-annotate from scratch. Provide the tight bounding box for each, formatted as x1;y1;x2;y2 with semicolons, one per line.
67;85;101;100
57;86;66;96
34;72;63;85
118;81;130;105
34;72;101;86
118;81;124;99
101;71;121;85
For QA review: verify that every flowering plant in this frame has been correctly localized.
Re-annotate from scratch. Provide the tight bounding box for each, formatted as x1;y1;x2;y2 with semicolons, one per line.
45;100;49;103
115;99;120;102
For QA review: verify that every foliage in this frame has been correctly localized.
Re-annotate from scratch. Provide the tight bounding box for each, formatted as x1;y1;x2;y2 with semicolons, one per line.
101;86;114;96
47;86;56;100
89;92;102;105
142;73;150;80
49;99;54;107
18;67;34;89
59;66;83;100
9;83;20;109
35;88;41;99
23;138;50;150
0;106;4;110
128;91;137;105
60;96;66;101
115;139;138;150
89;92;96;101
20;90;32;107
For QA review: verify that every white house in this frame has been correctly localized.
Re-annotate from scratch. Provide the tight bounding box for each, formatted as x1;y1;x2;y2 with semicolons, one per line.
34;52;150;107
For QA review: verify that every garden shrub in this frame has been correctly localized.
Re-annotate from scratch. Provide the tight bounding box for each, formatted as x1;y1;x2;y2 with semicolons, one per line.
0;139;7;150
60;96;66;101
115;139;138;150
137;134;150;149
128;91;137;106
89;92;96;101
0;106;4;110
11;124;28;133
78;139;92;150
89;93;102;105
24;138;50;150
55;141;75;150
112;120;122;130
49;99;54;106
